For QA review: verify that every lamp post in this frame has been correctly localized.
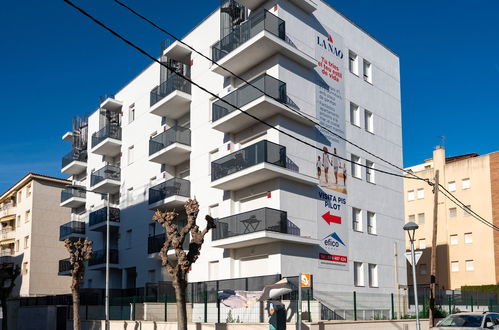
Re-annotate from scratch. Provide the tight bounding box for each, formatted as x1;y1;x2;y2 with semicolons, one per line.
404;221;420;330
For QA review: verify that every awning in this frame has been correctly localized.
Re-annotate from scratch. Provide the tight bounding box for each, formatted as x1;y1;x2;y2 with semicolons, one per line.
0;215;15;223
0;239;14;246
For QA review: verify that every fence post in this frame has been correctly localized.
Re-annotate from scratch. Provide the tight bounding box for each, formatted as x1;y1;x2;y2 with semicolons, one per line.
391;293;395;320
448;295;451;314
217;280;220;323
353;291;357;321
471;296;474;312
204;289;208;323
132;296;136;321
307;290;311;322
164;294;168;322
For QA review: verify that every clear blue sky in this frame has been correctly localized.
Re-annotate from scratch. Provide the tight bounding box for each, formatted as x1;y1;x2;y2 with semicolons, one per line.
0;0;498;192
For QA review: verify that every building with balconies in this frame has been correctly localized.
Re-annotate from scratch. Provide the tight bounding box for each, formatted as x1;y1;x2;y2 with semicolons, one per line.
0;173;71;296
61;0;406;306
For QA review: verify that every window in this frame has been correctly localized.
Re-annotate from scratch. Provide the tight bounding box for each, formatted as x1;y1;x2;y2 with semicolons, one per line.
24;235;29;249
125;229;132;249
448;181;456;192
364;110;373;133
464;232;473;244
348;51;359;75
148;269;156;282
408;214;415;223
449;207;457;218
367;211;376;234
420;263;427;275
25;210;30;223
451;261;459;272
407;190;415;201
128;103;135;123
465;260;474;271
462;178;471;190
418;239;426;249
417;188;425;199
463;205;471;217
17;191;22;203
351;154;361;179
26;184;31;198
417;213;425;225
148;223;156;237
368;264;378;287
350;102;360;127
354;262;364;286
128;145;135;165
17;215;20;227
22;262;28;275
366;160;375;183
450;234;458;245
15;240;19;252
352;208;362;232
363;59;372;83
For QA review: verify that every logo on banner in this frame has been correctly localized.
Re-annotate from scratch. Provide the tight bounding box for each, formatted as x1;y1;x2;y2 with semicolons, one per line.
317;35;343;59
323;232;346;249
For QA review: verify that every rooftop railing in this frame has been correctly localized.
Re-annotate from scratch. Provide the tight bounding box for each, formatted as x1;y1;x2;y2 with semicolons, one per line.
89;207;120;227
211;140;286;181
148;178;191;205
212;74;286;122
212;9;285;62
91;125;122;148
61;150;88;169
149;126;191;156
61;187;86;203
59;221;85;240
90;165;121;187
150;74;192;107
147;232;190;254
89;249;119;266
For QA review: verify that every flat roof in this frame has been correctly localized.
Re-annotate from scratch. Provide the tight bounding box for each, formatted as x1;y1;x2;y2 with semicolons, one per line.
0;173;70;203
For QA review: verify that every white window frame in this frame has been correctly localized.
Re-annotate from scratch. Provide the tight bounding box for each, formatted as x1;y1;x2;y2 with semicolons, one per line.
462;178;471;190
354;262;364;287
408;214;415;223
451;261;459;272
367;211;376;235
465;260;474;272
366;160;375;183
351;154;361;179
464;232;473;244
364;110;373;133
417;213;425;225
418;239;426;249
368;263;378;287
407;190;415;201
448;181;456;192
350;103;360;127
363;59;372;83
128;145;135;165
349;50;359;76
450;234;458;245
128;103;135;124
417;188;425;200
463;205;472;217
352;207;362;232
449;207;457;218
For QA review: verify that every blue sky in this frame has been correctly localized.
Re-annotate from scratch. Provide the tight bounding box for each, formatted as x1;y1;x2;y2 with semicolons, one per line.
0;0;498;192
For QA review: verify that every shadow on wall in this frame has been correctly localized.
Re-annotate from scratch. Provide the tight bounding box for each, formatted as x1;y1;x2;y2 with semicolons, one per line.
407;244;450;290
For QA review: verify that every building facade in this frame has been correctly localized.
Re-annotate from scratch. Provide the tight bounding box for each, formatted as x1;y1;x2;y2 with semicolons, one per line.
0;173;71;296
404;146;499;290
60;0;405;300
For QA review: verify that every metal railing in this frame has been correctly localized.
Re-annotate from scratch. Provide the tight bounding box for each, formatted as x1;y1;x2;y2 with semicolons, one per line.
90;165;121;187
147;232;190;254
212;74;286;122
58;258;72;274
91;125;122;148
61;149;87;168
149;126;191;156
212;207;293;240
148;178;190;205
89;207;120;227
59;221;85;240
150;74;192;107
212;9;285;62
60;187;86;203
89;249;119;266
211;140;286;181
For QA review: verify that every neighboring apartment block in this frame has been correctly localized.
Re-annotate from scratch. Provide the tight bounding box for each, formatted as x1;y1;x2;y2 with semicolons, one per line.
0;173;71;296
60;0;405;301
404;146;499;290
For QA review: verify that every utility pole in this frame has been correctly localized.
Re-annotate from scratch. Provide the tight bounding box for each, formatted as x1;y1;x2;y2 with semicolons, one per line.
429;170;439;327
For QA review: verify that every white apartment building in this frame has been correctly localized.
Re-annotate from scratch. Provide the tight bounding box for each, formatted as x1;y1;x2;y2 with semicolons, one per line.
60;0;405;302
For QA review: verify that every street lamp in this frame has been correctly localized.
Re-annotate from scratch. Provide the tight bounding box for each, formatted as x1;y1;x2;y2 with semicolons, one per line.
404;221;420;330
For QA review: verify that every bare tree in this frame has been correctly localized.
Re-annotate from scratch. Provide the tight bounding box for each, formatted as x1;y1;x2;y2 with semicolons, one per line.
152;198;215;330
64;238;93;330
0;262;20;330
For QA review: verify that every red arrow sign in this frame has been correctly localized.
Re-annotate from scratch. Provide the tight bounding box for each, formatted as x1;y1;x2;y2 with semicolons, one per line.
322;212;341;225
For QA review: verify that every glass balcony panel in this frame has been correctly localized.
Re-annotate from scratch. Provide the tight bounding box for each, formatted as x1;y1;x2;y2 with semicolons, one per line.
61;188;86;203
90;165;121;187
89;249;119;266
89;207;120;227
91;126;122;148
149;126;191;156
61;150;87;169
148;178;191;205
59;221;86;240
58;258;72;274
148;232;190;254
150;74;191;107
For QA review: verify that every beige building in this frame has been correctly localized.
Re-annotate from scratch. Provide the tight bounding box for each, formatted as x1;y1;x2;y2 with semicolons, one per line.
0;173;72;296
404;146;499;290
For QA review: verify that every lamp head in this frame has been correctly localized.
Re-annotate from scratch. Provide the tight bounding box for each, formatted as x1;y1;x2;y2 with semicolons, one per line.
403;221;419;241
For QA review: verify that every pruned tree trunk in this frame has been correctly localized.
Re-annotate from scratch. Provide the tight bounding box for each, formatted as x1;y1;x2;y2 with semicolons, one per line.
174;275;188;330
72;282;81;330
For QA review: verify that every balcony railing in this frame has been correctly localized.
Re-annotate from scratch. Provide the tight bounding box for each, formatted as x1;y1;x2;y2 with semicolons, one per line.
88;249;119;266
211;140;286;181
0;203;15;219
89;207;120;227
149;126;191;156
91;125;122;148
150;74;192;107
90;165;121;187
59;258;72;273
212;207;300;241
1;228;15;240
59;221;85;240
148;232;190;254
61;150;88;168
212;74;286;122
61;187;86;203
148;178;190;205
212;9;285;62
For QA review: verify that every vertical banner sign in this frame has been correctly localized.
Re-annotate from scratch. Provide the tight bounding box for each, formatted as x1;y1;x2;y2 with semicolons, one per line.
315;30;348;269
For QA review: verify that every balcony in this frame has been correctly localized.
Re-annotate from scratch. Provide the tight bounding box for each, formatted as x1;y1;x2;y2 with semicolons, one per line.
60;187;86;208
58;258;71;276
211;9;316;77
150;75;191;119
162;40;192;62
90;126;122;157
59;221;85;241
100;94;123;113
148;178;190;211
88;207;120;232
88;249;119;269
0;203;16;221
147;232;190;259
236;0;317;13
148;126;191;166
0;228;15;242
90;165;120;194
211;140;317;190
211;207;316;249
61;150;87;175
